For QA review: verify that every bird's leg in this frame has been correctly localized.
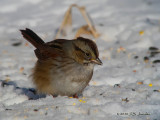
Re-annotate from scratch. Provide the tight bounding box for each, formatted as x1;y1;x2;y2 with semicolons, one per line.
72;94;78;98
52;94;58;98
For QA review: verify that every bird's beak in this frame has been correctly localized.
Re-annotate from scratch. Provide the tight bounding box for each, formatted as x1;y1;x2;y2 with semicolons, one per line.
91;58;102;65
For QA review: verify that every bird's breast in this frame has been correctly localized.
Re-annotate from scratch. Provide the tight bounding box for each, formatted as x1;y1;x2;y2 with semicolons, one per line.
49;59;94;95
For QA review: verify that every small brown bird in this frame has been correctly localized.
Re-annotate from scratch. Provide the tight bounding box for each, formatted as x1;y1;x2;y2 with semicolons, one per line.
20;28;102;97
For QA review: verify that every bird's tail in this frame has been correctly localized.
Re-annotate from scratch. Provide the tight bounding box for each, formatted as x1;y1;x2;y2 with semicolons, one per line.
20;28;45;48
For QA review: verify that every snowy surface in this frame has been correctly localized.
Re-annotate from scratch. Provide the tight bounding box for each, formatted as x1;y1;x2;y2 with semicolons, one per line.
0;0;160;120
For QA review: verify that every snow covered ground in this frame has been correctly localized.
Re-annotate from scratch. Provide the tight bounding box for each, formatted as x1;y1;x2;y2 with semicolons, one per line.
0;0;160;119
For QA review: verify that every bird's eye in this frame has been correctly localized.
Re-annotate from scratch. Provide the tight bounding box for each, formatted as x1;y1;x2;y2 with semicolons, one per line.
85;52;91;60
85;53;90;56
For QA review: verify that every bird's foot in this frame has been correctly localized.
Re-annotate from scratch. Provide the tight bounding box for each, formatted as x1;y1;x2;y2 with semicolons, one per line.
51;94;58;98
72;94;78;99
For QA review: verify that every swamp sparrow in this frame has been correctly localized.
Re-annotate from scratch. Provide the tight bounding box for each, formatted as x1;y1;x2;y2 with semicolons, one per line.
20;28;102;97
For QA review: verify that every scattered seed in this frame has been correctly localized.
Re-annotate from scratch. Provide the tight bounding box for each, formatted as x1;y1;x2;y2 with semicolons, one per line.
139;30;144;35
133;70;137;72
134;56;139;59
114;84;121;88
99;23;104;26
33;109;38;112
117;47;126;53
12;42;22;46
149;47;159;51
25;42;29;46
19;67;24;73
150;52;160;57
137;82;143;85
122;98;129;102
153;90;159;92
23;73;27;75
144;56;149;63
45;112;48;115
5;108;12;111
149;83;152;87
92;81;97;85
144;56;149;61
132;89;135;91
153;60;160;64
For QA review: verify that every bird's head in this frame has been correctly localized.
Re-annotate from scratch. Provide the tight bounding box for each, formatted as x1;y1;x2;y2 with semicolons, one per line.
72;37;102;65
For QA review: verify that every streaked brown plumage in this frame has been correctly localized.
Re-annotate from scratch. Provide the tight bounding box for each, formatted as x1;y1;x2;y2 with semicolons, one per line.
20;28;102;97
